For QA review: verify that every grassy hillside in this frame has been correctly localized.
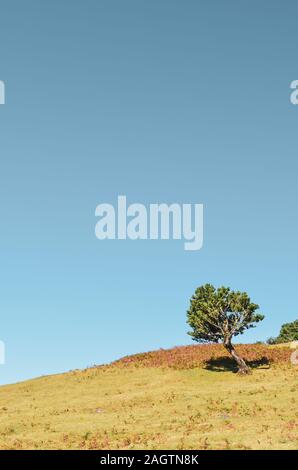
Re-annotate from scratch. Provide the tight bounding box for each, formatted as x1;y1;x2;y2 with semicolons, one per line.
0;344;297;450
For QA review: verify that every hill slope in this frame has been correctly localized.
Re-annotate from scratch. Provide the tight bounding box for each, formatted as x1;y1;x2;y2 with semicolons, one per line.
0;344;297;450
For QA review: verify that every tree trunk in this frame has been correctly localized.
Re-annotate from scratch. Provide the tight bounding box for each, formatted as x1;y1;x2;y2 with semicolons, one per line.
224;340;251;375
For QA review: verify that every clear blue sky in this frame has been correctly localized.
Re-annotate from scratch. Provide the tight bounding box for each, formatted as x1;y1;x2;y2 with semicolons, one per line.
0;0;297;384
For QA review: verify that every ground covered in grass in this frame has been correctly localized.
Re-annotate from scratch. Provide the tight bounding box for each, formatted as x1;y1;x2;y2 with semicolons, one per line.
0;345;297;449
112;343;292;369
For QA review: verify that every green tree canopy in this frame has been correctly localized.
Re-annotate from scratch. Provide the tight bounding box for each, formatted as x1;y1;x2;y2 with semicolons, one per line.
269;320;298;344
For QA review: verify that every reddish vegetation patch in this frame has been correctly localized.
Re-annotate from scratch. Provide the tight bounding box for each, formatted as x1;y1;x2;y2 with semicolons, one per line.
112;344;292;370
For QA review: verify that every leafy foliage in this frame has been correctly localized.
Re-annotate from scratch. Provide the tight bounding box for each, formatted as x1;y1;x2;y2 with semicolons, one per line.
268;320;298;344
186;284;264;344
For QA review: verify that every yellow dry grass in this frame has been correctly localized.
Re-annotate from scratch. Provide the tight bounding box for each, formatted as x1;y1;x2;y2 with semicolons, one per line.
0;363;297;449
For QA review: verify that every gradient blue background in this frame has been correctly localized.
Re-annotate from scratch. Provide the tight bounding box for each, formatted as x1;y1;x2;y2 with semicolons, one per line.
0;0;297;384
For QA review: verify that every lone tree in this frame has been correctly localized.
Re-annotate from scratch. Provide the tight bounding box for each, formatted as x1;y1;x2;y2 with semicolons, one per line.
187;284;264;374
